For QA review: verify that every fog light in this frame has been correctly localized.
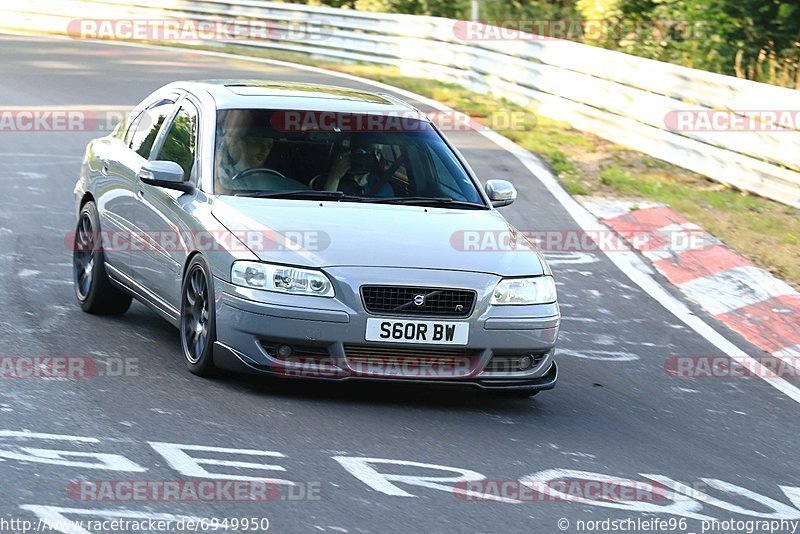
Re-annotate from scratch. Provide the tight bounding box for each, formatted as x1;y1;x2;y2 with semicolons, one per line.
518;354;534;370
277;345;294;358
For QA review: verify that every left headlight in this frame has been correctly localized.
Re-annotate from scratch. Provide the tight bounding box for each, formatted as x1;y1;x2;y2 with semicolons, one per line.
491;276;557;305
231;261;335;297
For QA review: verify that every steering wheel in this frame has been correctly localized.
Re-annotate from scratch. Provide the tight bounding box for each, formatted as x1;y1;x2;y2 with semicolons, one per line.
230;167;287;182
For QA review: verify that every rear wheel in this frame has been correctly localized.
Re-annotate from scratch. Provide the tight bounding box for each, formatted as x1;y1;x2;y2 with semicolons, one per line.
73;201;132;315
180;255;217;377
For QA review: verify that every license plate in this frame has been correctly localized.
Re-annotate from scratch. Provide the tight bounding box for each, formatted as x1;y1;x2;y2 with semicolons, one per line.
365;318;469;345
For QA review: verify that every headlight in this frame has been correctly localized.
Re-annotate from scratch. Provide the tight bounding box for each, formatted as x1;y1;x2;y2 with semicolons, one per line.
231;261;335;297
491;276;556;305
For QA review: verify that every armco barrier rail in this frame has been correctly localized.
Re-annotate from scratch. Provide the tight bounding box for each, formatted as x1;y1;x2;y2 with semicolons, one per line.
3;0;800;207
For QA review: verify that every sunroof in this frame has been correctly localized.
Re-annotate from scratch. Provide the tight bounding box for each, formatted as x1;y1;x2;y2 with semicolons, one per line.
224;83;392;104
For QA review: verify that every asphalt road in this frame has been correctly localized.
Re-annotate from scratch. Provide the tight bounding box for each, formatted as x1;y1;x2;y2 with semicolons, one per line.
1;34;800;534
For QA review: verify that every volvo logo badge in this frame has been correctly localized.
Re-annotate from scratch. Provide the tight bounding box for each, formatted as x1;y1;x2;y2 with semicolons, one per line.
413;294;426;307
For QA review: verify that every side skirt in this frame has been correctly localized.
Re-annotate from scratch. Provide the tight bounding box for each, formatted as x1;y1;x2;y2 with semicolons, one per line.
105;263;180;327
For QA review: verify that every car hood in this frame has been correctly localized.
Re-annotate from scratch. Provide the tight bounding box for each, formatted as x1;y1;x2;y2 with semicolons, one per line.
211;197;545;276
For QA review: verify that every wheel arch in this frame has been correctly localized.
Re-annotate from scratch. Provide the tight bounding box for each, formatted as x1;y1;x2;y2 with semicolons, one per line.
79;192;94;209
182;251;203;277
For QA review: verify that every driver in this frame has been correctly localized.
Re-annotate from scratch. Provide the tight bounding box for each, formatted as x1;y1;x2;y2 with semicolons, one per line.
216;110;283;190
218;130;274;182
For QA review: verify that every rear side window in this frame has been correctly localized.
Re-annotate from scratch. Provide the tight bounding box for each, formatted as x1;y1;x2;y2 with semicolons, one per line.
155;105;199;181
128;103;174;159
122;110;143;145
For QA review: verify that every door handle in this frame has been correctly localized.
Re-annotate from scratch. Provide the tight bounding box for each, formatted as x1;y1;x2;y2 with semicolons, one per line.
100;159;110;176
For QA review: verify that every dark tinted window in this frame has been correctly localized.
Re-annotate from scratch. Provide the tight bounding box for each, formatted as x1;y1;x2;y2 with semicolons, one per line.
213;109;484;204
129;103;174;159
156;105;198;181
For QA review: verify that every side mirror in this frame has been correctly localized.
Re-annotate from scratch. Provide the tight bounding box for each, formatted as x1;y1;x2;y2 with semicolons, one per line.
138;161;194;193
485;179;517;207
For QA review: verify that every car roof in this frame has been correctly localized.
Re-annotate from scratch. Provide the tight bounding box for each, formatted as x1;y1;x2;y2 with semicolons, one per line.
178;80;426;116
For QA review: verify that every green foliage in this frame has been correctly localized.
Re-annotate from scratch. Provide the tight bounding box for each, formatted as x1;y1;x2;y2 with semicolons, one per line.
614;0;800;86
159;111;197;180
281;0;799;87
479;0;578;21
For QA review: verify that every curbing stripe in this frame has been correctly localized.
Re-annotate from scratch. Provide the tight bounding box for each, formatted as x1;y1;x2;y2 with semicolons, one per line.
586;200;800;372
716;295;800;355
678;266;796;316
652;245;752;285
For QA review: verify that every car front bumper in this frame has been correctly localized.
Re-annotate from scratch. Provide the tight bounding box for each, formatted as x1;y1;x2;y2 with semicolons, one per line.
212;269;560;391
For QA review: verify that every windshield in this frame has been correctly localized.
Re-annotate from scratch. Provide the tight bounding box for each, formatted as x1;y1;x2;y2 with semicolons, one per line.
213;109;486;206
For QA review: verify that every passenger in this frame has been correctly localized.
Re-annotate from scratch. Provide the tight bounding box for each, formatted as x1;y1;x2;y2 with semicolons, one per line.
324;147;394;197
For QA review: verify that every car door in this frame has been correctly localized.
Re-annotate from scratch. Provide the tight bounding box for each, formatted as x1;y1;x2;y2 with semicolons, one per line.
104;97;178;280
131;98;201;310
90;109;144;276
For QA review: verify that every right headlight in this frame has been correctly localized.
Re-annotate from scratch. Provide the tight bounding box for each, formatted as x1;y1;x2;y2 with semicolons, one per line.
230;261;335;297
491;276;557;305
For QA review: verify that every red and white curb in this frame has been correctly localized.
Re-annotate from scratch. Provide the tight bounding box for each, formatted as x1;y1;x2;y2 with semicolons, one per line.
582;199;800;367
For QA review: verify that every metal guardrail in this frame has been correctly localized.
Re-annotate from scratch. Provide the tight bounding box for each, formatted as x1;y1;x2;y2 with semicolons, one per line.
4;0;800;207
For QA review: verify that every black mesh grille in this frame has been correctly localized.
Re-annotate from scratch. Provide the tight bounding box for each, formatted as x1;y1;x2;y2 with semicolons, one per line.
361;286;476;318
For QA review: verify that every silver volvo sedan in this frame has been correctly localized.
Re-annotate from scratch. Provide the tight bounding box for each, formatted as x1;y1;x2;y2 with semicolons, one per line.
72;80;560;397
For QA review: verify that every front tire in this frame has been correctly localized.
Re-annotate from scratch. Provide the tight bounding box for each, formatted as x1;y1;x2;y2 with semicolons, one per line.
180;255;217;377
73;201;132;315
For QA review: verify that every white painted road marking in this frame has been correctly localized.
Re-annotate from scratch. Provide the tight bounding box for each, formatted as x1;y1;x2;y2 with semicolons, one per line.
4;429;800;520
148;442;294;486
0;431;146;471
520;469;712;520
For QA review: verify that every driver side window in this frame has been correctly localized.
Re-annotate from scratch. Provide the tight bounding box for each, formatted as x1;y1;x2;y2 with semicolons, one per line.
128;102;175;159
154;104;198;181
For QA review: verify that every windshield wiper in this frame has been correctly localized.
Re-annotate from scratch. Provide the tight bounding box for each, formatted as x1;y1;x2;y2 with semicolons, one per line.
371;197;488;209
234;190;364;202
232;191;487;208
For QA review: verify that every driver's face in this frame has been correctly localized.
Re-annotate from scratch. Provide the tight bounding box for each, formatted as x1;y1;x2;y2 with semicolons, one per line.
245;137;273;163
